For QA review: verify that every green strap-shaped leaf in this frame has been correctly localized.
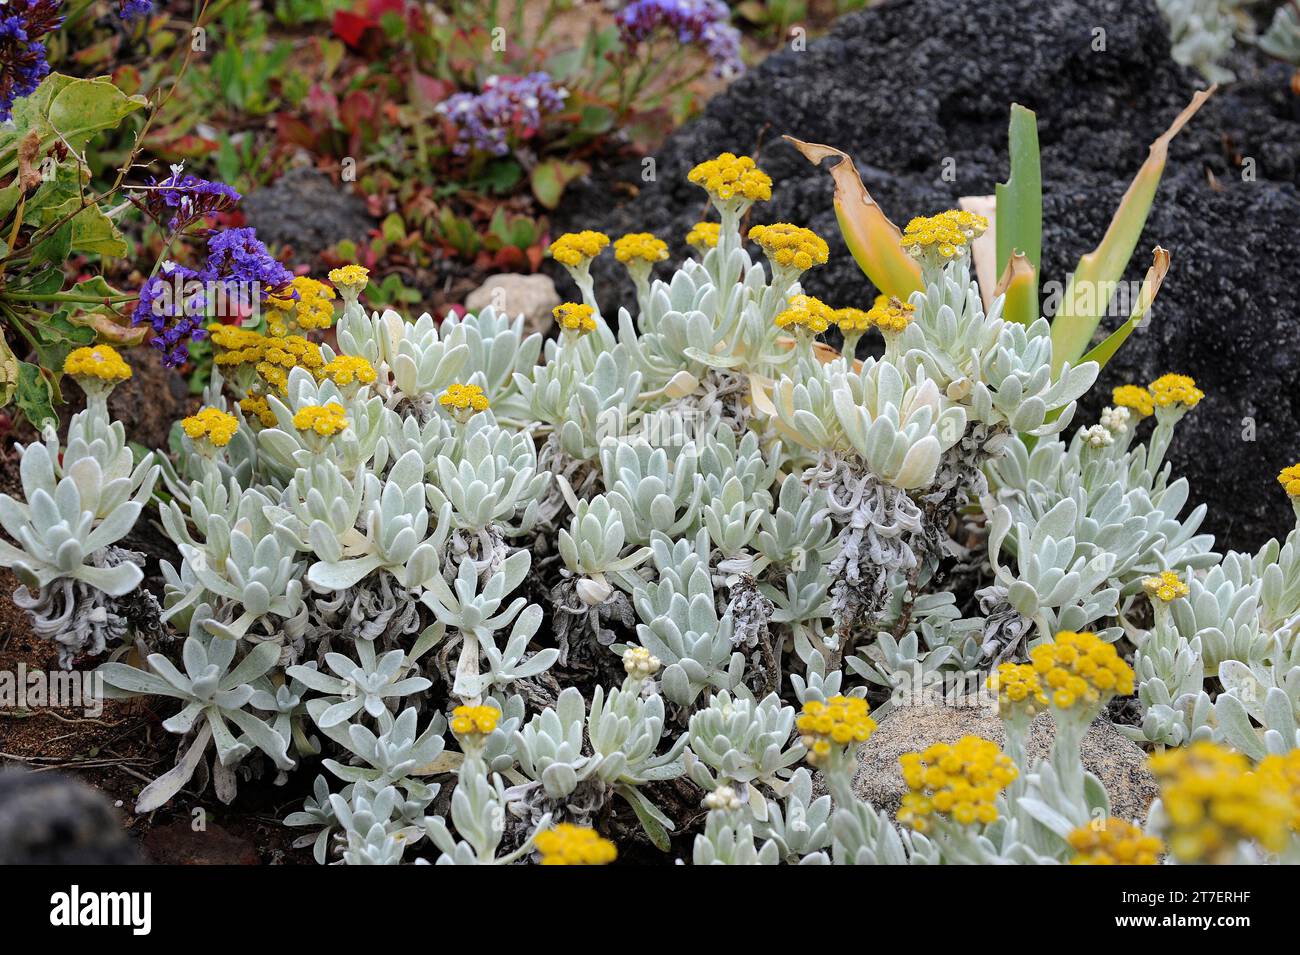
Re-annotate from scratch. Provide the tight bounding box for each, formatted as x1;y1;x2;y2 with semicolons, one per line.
1079;246;1170;370
994;104;1042;326
1050;87;1213;375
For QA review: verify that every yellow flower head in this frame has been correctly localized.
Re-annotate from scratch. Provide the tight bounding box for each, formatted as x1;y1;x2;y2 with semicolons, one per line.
1278;464;1300;499
1149;741;1293;861
1068;818;1163;865
1148;373;1203;409
439;383;490;416
1258;749;1300;832
268;276;337;334
986;662;1048;719
534;823;617;866
866;293;917;334
774;294;835;335
899;209;988;260
688;152;772;205
209;323;269;366
747;222;829;272
613;233;669;266
898;736;1017;832
1029;630;1134;711
239;394;277;428
1111;384;1155;418
686;221;720;249
450;703;500;738
291;402;349;437
255;335;324;395
554;302;597;336
328;265;370;297
319;355;377;389
833;307;872;333
796;695;876;766
63;345;132;383
549;231;610;268
1143;570;1190;603
181;407;239;448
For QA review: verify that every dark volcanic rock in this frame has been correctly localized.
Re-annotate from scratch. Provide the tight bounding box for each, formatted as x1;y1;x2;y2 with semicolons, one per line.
243;167;374;259
561;0;1300;554
0;769;140;864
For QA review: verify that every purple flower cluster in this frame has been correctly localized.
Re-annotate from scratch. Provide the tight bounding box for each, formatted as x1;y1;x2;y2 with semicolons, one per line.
141;165;242;233
118;0;154;21
131;228;296;367
0;0;64;123
133;262;209;367
617;0;744;78
438;73;569;157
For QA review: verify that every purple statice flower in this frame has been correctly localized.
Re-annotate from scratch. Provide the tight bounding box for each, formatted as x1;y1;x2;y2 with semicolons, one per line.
130;228;293;367
204;227;296;300
0;0;64;123
118;0;153;20
131;262;210;368
141;164;241;233
437;73;568;157
617;0;744;78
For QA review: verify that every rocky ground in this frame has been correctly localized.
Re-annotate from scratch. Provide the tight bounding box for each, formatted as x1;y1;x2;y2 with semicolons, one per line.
560;0;1300;554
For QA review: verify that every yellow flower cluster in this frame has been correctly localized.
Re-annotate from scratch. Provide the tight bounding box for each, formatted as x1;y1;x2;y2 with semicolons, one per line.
1111;384;1155;418
1029;630;1134;710
613;232;669;265
1149;373;1204;409
257;336;325;394
319;355;377;389
833;307;871;332
534;823;617;866
1258;749;1300;832
1143;570;1189;603
1149;741;1293;861
554;302;597;335
898;736;1017;832
687;152;772;204
438;383;490;414
686;221;720;249
291;402;349;437
209;324;325;395
866;294;916;334
328;264;370;295
239;395;277;428
267;276;337;335
899;209;988;259
747;223;829;271
796;695;877;765
1067;819;1163;865
986;662;1048;718
774;294;835;334
549;231;609;267
63;345;132;382
450;704;500;737
181;407;239;448
1278;464;1300;499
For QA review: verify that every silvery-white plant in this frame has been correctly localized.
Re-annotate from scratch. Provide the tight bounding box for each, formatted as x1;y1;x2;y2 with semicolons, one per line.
9;147;1300;868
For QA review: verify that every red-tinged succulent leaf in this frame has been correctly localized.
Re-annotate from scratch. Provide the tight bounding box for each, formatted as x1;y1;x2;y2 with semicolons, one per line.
331;10;376;49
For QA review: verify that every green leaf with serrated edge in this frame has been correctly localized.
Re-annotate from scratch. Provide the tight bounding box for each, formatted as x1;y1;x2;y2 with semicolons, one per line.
13;361;57;428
